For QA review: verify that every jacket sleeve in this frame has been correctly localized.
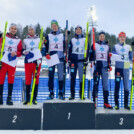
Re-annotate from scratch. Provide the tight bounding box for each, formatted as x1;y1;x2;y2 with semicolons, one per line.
16;40;22;57
112;45;118;54
129;45;133;61
44;35;49;55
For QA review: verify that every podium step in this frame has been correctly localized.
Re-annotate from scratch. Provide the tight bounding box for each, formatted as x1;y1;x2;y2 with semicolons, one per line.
43;99;95;130
0;103;42;130
95;107;134;129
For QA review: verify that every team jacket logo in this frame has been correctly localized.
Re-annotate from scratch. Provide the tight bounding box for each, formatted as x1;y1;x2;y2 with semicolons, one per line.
8;40;14;45
76;41;80;46
30;40;35;47
8;40;14;52
54;37;58;43
120;47;125;53
54;37;59;49
100;46;104;52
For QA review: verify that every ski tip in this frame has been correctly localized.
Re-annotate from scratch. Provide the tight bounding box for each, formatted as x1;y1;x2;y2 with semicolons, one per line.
66;20;68;29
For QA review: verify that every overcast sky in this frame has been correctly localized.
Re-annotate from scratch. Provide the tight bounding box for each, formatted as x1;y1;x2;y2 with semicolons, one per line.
0;0;134;37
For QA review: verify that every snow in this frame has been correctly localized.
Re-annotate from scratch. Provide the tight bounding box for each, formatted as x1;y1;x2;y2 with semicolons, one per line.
0;130;134;134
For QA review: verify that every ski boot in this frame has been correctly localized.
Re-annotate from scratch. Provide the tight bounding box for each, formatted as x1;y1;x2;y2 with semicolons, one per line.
32;84;38;105
69;94;75;100
33;99;38;105
0;84;3;105
47;92;54;100
59;93;65;100
124;91;130;110
0;96;3;105
103;90;113;109
104;103;113;109
23;85;30;105
115;103;119;110
124;104;130;110
23;100;30;105
6;96;13;105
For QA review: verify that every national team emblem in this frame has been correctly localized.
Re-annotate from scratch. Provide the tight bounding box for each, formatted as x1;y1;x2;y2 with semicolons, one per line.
120;47;125;53
54;37;58;43
100;46;104;52
30;40;35;47
76;41;80;46
8;40;14;45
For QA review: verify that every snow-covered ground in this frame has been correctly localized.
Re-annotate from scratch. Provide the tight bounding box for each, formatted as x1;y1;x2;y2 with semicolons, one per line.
1;130;134;134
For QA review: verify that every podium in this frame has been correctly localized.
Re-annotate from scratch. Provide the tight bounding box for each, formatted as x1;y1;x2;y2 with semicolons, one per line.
95;108;134;129
0;103;42;130
43;99;95;130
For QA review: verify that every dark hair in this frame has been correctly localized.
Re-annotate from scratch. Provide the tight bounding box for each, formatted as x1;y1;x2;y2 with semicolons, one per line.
99;31;105;35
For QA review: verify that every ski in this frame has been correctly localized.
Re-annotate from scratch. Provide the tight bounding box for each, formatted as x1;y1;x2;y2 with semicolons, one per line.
81;21;89;100
0;21;8;69
30;27;44;105
63;20;68;97
92;27;98;105
91;27;96;101
92;27;95;51
107;40;112;106
130;42;134;110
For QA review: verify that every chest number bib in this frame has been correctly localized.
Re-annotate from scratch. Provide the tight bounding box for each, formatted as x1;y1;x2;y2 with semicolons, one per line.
96;53;107;61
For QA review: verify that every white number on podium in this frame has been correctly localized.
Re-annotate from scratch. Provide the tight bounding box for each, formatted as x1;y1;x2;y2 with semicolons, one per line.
68;112;71;120
12;115;17;123
119;118;124;125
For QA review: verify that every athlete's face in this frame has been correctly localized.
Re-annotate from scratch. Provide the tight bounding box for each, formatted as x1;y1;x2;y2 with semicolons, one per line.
28;28;35;36
75;28;82;35
99;34;105;42
9;26;17;35
51;24;58;32
119;36;126;44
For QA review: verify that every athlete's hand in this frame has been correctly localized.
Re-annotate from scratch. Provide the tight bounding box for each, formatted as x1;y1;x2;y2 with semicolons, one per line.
46;54;51;60
108;66;112;72
109;53;112;57
11;52;17;57
23;51;29;55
